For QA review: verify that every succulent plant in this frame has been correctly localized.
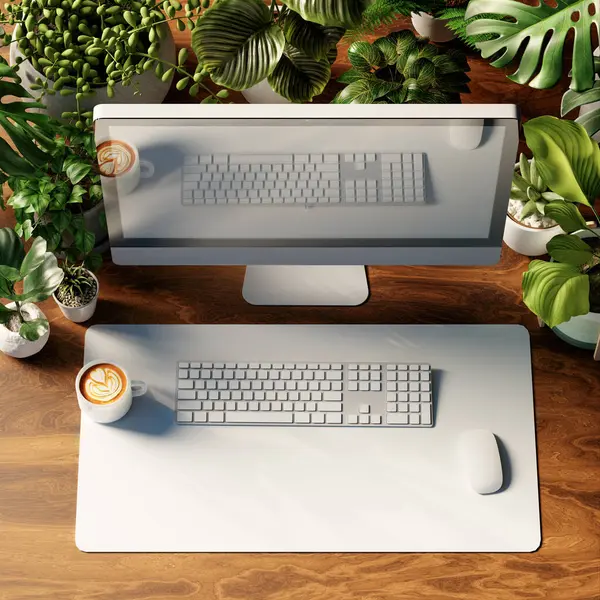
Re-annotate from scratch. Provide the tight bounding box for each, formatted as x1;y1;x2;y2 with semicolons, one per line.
0;0;226;129
333;30;471;104
511;153;565;221
56;262;97;307
0;228;64;341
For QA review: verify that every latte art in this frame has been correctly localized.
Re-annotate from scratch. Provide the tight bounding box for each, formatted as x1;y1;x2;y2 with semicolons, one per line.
80;363;127;404
97;140;136;177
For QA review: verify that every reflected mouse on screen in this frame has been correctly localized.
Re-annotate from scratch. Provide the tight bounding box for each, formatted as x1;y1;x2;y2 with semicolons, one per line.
459;429;504;494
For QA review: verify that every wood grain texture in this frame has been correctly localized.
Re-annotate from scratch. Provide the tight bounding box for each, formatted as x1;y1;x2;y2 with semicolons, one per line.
1;17;600;600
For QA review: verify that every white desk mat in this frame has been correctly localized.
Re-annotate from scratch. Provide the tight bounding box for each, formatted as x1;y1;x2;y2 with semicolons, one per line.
76;325;540;552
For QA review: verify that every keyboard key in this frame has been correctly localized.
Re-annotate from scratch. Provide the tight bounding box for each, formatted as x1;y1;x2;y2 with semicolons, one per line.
323;392;342;401
177;390;196;400
249;401;260;411
312;412;326;424
326;413;343;424
409;413;420;425
348;414;358;424
209;412;225;423
318;402;342;412
359;404;370;414
178;380;194;389
225;412;294;424
387;413;409;425
387;403;396;412
177;412;193;423
178;400;201;410
359;414;370;424
295;413;311;424
421;408;432;425
178;369;188;379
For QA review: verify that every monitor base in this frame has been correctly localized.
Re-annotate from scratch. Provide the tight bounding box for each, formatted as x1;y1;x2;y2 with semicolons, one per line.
242;266;369;306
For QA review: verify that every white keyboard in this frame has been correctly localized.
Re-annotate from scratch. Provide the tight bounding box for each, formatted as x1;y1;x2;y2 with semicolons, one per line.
182;153;426;206
176;362;433;427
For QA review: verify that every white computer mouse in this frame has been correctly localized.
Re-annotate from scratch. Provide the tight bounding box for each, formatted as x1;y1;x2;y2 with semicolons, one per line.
459;429;504;494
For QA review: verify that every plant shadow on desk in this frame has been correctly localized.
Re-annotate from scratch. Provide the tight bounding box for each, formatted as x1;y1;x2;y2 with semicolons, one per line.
107;391;174;436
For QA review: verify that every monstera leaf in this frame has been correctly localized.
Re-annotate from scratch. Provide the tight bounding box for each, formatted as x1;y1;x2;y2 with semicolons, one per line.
268;44;332;102
191;0;285;90
283;0;374;27
465;0;597;92
0;58;56;182
523;116;600;207
522;260;590;328
282;10;344;60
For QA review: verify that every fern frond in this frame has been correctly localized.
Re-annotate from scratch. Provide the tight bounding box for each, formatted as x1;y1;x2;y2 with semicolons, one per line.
436;7;502;49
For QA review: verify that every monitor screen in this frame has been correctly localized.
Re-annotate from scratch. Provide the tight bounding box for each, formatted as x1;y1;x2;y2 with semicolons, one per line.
94;105;518;265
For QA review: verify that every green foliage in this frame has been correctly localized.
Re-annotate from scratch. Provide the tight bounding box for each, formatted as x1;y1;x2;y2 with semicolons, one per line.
519;116;600;328
436;7;503;50
0;0;225;128
561;59;600;140
57;262;96;300
192;0;367;101
333;29;470;104
4;121;103;266
523;117;600;208
466;0;597;92
0;57;56;184
522;260;591;329
510;153;564;221
0;229;64;341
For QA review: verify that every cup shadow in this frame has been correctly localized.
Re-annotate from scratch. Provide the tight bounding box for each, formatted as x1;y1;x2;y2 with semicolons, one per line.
107;390;174;436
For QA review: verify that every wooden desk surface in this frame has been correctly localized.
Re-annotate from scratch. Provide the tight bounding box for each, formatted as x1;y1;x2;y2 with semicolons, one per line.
1;19;599;600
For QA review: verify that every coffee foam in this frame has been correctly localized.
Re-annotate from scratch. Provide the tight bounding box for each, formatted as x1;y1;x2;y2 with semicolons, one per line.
97;140;136;177
81;363;127;404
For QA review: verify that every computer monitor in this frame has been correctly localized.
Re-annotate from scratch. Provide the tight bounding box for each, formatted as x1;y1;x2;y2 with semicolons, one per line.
93;104;519;306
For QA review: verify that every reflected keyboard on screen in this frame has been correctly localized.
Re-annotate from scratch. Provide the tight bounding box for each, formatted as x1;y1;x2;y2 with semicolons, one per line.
182;152;426;206
176;362;433;427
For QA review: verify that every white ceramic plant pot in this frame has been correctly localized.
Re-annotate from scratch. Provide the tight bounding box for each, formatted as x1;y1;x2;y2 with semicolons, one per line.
503;161;562;256
9;24;175;119
552;229;600;350
503;215;562;256
53;271;99;324
0;303;49;358
242;79;292;104
411;12;455;43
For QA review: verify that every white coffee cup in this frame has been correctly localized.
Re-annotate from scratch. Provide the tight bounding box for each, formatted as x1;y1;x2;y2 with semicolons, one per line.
96;138;154;196
76;359;148;424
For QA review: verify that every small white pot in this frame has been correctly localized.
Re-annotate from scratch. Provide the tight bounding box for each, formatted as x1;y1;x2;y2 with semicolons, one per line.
53;271;99;323
504;214;562;256
242;79;292;104
411;12;455;43
0;303;49;358
503;161;562;256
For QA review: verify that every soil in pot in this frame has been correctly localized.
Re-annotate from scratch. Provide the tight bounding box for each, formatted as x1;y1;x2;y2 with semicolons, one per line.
507;199;557;229
56;276;98;308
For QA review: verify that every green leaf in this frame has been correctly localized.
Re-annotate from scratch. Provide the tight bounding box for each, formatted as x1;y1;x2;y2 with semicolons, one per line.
0;266;21;281
336;68;369;84
65;160;92;184
466;0;597;92
575;104;600;140
74;227;96;256
19;237;48;277
84;252;103;272
0;303;17;324
283;0;373;28
522;261;590;328
519;199;538;220
283;9;344;60
523;116;600;207
0;277;13;299
268;44;331;102
0;228;25;270
19;253;64;304
192;0;285;90
544;201;588;233
52;211;72;233
348;40;385;71
561;82;600;116
332;76;401;103
546;234;594;266
19;318;49;342
69;184;87;204
518;153;530;181
0;138;39;178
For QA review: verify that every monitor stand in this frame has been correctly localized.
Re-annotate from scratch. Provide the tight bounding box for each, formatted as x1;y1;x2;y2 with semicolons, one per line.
242;266;369;306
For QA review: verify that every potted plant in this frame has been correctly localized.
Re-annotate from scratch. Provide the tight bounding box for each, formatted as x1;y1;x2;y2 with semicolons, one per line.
191;0;370;103
465;0;598;138
504;153;565;256
411;1;463;43
1;0;223;128
520;116;600;351
332;29;470;104
3;120;104;272
53;262;99;323
0;228;64;358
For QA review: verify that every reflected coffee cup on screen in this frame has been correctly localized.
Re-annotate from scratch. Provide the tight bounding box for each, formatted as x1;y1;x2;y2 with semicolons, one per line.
76;360;148;423
96;139;154;196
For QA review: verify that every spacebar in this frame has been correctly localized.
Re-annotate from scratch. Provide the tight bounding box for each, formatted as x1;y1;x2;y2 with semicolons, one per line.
225;412;294;424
